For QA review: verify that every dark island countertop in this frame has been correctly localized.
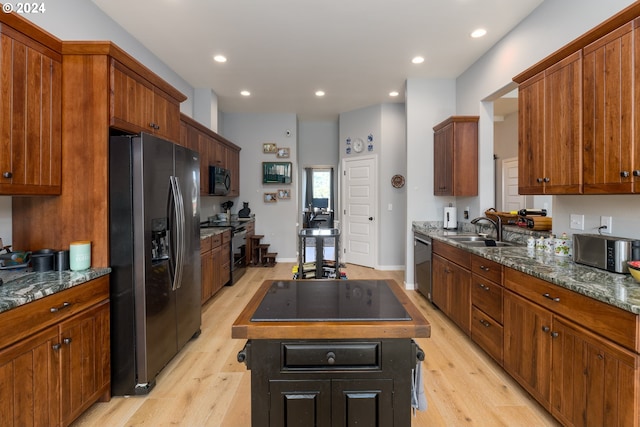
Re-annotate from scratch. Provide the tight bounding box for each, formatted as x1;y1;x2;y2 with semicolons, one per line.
413;222;640;315
0;268;111;315
232;279;431;340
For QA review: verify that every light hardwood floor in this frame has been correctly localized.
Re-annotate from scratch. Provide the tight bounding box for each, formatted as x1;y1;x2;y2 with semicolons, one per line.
72;263;560;426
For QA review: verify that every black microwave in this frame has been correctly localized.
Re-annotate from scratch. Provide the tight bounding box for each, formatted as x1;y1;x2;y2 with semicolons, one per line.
209;166;231;195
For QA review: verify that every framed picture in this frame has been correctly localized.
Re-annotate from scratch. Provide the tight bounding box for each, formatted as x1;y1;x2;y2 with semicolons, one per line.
277;189;291;199
263;143;277;153
276;147;290;158
263;162;292;184
264;192;278;203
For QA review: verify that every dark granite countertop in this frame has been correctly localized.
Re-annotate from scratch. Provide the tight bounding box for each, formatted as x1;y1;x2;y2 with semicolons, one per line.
0;268;111;315
413;222;640;315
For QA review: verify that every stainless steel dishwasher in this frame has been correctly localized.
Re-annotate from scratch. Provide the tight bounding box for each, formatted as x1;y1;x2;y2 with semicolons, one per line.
414;232;432;301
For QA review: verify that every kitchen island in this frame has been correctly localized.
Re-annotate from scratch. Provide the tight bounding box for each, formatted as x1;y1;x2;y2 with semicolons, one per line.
232;279;430;427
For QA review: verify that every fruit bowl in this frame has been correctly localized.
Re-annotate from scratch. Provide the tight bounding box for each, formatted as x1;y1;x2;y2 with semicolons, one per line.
628;261;640;282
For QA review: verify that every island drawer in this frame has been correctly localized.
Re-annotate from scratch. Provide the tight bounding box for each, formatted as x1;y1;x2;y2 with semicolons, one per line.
282;342;380;370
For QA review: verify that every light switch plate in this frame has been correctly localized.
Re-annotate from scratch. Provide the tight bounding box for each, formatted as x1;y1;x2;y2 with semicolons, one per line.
570;214;584;230
600;216;612;234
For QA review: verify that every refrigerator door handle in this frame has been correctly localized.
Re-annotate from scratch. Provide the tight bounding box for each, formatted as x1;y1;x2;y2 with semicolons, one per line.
169;176;185;291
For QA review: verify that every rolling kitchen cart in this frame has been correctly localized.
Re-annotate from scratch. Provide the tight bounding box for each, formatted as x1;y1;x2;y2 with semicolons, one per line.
296;228;341;279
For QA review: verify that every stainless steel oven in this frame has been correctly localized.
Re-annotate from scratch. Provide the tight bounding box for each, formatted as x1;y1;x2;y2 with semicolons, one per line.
231;226;247;284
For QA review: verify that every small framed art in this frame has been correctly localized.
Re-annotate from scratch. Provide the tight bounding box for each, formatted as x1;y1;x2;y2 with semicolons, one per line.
263;143;277;153
264;192;278;203
277;189;291;199
276;147;290;158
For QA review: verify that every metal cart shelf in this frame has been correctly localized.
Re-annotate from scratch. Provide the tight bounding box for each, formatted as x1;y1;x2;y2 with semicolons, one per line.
295;228;341;279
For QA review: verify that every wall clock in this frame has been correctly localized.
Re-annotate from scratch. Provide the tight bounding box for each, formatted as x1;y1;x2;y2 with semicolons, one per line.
353;138;364;153
391;174;405;188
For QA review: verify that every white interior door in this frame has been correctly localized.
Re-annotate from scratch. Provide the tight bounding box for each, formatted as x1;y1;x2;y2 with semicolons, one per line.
502;157;525;212
342;156;377;268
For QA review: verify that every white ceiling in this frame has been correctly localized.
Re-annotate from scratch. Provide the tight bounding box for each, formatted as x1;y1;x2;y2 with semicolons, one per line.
92;0;542;121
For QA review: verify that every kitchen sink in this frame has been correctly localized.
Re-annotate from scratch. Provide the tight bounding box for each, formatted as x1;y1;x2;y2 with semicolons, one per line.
445;235;521;247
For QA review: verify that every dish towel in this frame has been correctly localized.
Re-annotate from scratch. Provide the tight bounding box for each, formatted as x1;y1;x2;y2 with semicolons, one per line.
411;361;428;415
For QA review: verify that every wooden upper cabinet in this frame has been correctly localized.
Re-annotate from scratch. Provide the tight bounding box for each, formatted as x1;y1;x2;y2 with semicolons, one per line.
110;59;181;142
583;21;635;194
433;116;478;196
517;52;583;195
0;28;62;195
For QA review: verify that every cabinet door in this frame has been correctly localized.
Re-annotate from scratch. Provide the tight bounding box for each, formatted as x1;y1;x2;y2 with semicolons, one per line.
201;249;214;304
518;72;546;194
152;88;180;143
331;379;393;427
431;254;449;313
0;32;62;195
212;244;224;295
269;380;331;427
583;22;635;194
551;317;638;427
197;132;210;195
59;300;111;425
504;290;553;408
227;148;240;197
0;326;60;427
110;60;154;134
544;51;583;194
433;123;453;195
448;260;471;335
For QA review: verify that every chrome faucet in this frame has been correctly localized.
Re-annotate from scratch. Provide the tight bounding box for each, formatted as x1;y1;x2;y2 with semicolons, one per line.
471;216;502;242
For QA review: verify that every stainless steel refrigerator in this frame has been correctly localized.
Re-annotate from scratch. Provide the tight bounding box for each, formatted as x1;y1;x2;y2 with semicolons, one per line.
109;133;201;396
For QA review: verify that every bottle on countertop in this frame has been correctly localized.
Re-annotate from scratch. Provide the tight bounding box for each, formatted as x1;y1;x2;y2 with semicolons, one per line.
527;234;536;249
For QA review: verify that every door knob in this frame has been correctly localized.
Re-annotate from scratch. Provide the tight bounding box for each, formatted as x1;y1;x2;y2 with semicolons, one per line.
368;217;373;221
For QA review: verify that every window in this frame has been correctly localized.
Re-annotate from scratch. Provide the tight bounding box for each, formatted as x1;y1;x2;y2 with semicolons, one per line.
305;167;334;211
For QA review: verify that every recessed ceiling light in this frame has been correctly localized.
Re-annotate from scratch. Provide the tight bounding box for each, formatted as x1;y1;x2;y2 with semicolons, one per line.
240;90;250;96
213;55;227;63
412;56;425;64
471;28;487;38
389;91;399;97
315;90;325;97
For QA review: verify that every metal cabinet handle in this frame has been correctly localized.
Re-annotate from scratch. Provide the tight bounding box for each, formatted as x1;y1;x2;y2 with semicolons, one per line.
52;343;61;351
633;170;640;177
541;326;550;333
63;337;72;345
551;331;559;338
536;177;544;183
326;351;336;365
542;293;560;302
478;283;489;291
50;302;71;313
479;265;490;271
621;171;630;178
543;177;550;183
479;319;491;328
2;172;12;178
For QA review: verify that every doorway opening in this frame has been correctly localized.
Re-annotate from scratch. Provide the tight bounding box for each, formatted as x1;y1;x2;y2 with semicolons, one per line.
303;167;334;228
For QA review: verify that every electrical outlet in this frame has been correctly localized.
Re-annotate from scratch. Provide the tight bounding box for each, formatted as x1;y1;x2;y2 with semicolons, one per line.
600;216;612;234
570;214;584;230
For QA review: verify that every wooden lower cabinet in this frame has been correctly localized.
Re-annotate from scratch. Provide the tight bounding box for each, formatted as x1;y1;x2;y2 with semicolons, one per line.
0;276;110;427
504;288;640;426
201;230;232;305
551;317;638;427
432;250;471;335
504;290;553;407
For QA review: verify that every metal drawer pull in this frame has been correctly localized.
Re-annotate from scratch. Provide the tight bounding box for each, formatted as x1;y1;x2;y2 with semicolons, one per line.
542;293;560;302
479;265;490;271
478;283;490;291
542;326;550;333
63;338;72;345
326;351;336;365
479;319;491;328
52;343;61;351
551;332;559;338
50;301;71;313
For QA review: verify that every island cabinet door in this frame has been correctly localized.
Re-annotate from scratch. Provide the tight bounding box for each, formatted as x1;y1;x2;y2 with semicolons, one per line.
331;379;393;427
269;380;331;427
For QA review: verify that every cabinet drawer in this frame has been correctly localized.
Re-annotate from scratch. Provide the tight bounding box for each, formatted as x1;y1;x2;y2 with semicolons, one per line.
471;255;502;283
282;342;380;370
504;268;639;352
200;235;212;254
471;275;503;324
222;230;231;244
0;276;109;351
211;233;222;248
433;240;470;269
471;306;503;365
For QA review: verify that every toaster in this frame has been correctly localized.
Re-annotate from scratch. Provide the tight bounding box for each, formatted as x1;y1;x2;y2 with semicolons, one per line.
573;233;640;273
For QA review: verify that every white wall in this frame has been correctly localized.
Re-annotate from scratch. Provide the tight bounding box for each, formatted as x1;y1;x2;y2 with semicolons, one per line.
221;113;299;261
